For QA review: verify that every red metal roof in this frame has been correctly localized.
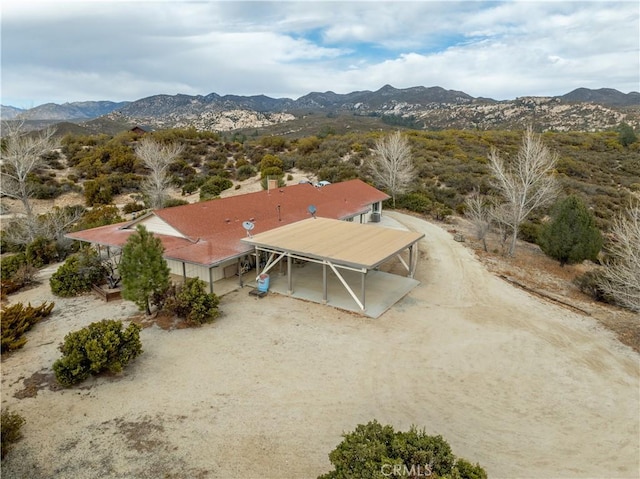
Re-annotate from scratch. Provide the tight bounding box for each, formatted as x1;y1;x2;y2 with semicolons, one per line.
67;179;389;267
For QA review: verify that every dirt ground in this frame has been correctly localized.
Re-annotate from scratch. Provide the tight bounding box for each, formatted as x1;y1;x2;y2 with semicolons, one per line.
1;212;639;479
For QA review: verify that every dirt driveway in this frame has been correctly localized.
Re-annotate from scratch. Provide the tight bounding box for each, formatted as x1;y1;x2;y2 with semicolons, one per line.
2;212;638;478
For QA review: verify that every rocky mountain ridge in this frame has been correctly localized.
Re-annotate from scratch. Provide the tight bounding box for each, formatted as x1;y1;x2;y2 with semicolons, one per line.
2;100;128;121
3;86;638;132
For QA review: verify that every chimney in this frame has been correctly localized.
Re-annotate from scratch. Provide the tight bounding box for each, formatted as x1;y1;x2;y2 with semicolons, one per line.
268;179;278;190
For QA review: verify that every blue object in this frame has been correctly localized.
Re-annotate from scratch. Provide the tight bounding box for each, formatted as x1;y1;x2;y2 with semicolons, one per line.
257;273;270;292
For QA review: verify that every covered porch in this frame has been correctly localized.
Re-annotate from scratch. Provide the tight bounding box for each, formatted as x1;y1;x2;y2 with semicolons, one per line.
241;217;424;318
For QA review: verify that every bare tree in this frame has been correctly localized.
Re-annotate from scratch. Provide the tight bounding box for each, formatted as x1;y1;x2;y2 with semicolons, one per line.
102;250;122;289
135;137;183;209
369;131;415;208
38;206;85;246
598;198;640;312
488;126;559;256
3;206;84;249
464;190;492;252
1;121;59;242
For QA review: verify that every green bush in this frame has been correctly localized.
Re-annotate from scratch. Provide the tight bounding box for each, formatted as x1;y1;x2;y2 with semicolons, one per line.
53;319;142;387
260;165;284;179
0;254;27;281
518;221;541;244
123;202;146;214
199;176;233;201
1;302;55;353
538;195;602;266
49;249;106;297
454;458;489;479
319;420;486;479
433;203;453;221
165;278;220;325
236;164;256;181
83;177;113;206
259;154;284;172
395;192;433;214
1;410;25;459
163;198;189;208
26;236;62;268
0;231;25;254
73;205;123;231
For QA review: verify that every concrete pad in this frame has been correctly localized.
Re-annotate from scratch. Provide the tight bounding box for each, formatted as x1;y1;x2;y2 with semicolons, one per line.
260;261;420;318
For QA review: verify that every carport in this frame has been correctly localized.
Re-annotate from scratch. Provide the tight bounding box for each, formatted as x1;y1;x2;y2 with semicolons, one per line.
241;217;424;318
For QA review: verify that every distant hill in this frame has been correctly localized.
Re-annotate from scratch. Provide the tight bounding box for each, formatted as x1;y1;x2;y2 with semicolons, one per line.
3;86;638;133
107;85;640;132
560;88;640;107
8;100;129;121
0;105;25;119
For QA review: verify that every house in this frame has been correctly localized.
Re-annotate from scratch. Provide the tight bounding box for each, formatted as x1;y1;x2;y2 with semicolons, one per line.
67;179;390;292
129;126;150;135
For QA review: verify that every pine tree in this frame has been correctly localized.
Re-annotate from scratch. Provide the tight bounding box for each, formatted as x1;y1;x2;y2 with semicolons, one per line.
119;225;170;314
538;195;602;266
618;122;638;147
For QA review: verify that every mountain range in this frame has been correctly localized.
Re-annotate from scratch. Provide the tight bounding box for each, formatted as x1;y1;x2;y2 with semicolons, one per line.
2;85;639;133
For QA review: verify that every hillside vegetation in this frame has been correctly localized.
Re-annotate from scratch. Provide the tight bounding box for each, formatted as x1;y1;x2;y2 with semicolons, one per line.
4;126;636;232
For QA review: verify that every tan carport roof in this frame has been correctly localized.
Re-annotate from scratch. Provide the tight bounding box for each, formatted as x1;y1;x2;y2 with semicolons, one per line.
241;217;424;269
241;217;425;317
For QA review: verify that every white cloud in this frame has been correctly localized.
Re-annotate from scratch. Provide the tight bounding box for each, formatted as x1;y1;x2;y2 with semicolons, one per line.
1;0;638;107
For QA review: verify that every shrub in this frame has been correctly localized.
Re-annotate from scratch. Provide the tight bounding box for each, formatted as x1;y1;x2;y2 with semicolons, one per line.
259;154;284;172
236;164;256;181
539;195;602;266
433;203;453;221
0;231;25;254
260;165;284;179
165;278;220;325
73;205;123;231
83;177;113;206
163;198;189;208
259;136;288;151
123;202;145;214
53;319;142;387
49;249;106;297
1;279;21;299
454;458;489;479
181;176;206;195
297;136;321;154
26;236;61;268
319;420;486;479
1;302;55;352
395;192;433;214
0;264;39;298
13;264;39;286
0;254;27;281
573;270;613;304
1;410;25;459
518;221;541;244
200;176;233;201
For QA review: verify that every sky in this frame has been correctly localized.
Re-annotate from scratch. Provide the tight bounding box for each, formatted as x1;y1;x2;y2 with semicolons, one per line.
1;0;639;109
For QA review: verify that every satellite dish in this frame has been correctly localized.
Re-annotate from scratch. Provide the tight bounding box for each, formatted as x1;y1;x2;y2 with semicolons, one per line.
242;221;255;237
308;205;317;218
